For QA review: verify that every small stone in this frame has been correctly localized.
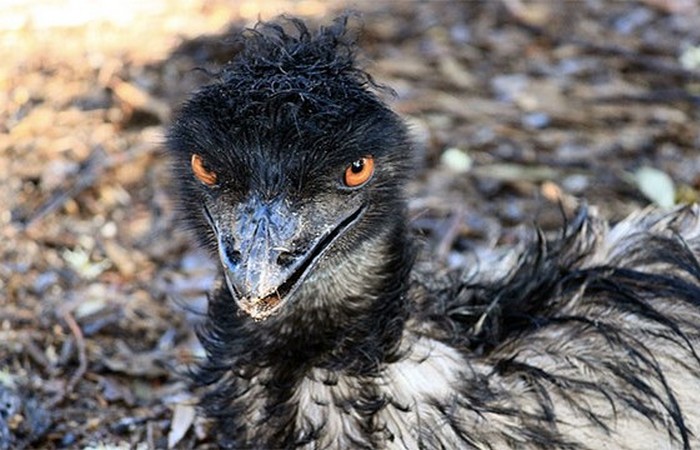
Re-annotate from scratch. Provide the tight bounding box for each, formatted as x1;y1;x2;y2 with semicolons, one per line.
522;112;551;129
440;148;473;173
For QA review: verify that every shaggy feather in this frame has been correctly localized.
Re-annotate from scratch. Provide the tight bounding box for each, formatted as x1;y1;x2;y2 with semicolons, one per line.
167;16;700;450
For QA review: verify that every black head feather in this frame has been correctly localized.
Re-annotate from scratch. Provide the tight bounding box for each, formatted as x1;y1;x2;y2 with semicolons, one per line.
219;15;378;119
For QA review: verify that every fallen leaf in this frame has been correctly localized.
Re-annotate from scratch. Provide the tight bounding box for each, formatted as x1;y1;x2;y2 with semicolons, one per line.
440;148;473;173
168;403;196;449
634;166;676;208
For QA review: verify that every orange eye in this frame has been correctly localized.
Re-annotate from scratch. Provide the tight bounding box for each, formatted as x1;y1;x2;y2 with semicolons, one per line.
344;156;375;188
191;154;217;186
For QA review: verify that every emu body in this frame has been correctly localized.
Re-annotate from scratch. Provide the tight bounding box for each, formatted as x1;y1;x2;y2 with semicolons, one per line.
167;18;700;449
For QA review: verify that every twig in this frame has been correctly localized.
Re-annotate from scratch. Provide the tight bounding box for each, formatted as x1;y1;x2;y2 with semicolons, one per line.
592;90;700;106
147;420;157;450
48;310;88;407
22;146;108;230
21;140;161;230
574;39;700;81
23;338;54;373
109;77;171;124
62;310;88;395
436;206;465;261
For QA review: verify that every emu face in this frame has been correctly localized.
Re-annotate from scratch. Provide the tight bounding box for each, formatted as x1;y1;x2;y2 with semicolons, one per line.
167;39;412;320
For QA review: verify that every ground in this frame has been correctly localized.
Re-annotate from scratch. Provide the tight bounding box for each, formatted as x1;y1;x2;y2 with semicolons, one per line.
1;0;700;448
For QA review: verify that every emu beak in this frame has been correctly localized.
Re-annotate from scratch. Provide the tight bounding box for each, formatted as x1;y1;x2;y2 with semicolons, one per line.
211;197;365;321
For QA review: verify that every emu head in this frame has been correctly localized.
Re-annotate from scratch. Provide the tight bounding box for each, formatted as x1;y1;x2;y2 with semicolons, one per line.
167;18;413;321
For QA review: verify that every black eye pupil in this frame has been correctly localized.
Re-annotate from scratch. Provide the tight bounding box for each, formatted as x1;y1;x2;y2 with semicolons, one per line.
351;160;364;173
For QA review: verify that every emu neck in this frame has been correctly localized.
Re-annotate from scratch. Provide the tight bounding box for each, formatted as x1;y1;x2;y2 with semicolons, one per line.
274;229;411;372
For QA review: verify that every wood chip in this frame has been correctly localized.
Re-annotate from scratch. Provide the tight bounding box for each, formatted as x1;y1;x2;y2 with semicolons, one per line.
110;78;170;123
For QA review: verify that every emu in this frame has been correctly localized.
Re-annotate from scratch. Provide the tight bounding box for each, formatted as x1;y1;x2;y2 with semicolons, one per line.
166;17;700;449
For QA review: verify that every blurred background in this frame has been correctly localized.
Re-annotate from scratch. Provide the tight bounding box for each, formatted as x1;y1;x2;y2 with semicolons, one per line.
2;0;700;448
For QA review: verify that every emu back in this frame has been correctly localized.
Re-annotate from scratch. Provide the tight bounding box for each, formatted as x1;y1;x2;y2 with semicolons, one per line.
409;206;700;449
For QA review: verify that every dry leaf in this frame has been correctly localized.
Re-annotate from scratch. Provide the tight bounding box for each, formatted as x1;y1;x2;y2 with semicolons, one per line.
634;166;676;208
168;403;196;448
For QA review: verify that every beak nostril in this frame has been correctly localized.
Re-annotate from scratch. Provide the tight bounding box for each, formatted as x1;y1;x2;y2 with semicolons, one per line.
276;251;298;267
225;247;242;266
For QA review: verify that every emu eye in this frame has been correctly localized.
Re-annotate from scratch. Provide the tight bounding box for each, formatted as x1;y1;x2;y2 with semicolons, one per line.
191;154;217;186
344;156;375;188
